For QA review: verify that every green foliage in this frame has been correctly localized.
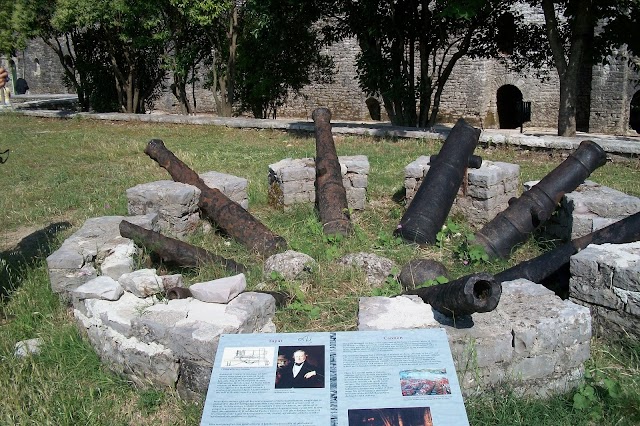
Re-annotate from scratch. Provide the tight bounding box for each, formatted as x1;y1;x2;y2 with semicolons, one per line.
374;230;403;249
287;284;321;320
371;267;402;297
416;275;449;289
573;367;623;421
436;219;489;266
339;0;517;127
137;389;165;415
235;0;334;119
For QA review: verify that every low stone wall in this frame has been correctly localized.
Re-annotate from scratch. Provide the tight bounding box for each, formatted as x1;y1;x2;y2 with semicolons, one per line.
404;157;520;226
46;214;276;399
268;156;369;210
529;180;640;242
570;242;640;341
359;279;591;398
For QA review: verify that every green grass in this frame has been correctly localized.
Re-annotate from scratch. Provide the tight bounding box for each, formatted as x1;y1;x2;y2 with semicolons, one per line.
1;113;639;425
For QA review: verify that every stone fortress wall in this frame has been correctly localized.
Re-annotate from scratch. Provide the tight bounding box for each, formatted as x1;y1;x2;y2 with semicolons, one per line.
3;3;639;135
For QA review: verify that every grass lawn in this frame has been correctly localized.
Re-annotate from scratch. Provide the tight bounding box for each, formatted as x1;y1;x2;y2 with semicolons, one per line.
1;113;639;425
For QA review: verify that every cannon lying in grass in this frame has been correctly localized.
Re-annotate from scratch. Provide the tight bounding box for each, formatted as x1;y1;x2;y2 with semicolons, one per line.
475;140;607;258
395;118;482;245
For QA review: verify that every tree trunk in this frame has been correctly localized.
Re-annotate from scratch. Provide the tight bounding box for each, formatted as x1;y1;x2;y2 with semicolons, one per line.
542;0;594;137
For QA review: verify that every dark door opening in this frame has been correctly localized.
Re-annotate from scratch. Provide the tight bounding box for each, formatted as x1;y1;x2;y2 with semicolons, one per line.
630;91;640;133
497;84;523;129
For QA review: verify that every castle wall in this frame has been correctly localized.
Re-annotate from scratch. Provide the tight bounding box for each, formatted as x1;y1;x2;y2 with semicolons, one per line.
8;25;638;135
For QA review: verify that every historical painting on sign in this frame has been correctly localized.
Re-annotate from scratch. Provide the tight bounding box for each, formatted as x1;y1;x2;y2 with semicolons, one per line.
400;369;451;396
347;406;433;426
275;345;325;389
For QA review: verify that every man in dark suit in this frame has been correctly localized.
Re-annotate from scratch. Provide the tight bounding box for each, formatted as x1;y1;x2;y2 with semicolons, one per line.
276;349;323;388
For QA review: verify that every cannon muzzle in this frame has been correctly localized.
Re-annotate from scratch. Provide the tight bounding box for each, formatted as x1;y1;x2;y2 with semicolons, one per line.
403;273;501;317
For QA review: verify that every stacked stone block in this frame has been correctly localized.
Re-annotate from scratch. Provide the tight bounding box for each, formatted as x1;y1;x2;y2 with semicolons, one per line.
200;171;249;210
404;156;520;226
126;171;249;237
127;181;201;238
528;180;640;242
570;242;640;340
268;155;369;210
359;279;591;397
48;213;276;400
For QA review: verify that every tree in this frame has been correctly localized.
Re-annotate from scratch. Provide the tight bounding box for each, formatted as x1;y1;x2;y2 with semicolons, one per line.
338;0;517;128
171;0;237;116
511;0;640;136
52;0;167;113
235;0;334;119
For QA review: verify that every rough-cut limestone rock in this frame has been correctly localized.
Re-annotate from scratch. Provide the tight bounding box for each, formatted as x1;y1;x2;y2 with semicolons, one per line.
359;279;591;398
189;273;247;303
338;252;397;287
263;250;317;280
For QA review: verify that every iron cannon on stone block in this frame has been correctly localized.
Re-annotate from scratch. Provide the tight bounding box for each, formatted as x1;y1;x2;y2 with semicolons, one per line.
395;118;481;245
402;273;501;318
312;107;353;237
475;140;607;259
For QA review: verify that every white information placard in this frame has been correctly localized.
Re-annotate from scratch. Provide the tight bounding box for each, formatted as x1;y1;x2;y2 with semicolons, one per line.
201;328;469;426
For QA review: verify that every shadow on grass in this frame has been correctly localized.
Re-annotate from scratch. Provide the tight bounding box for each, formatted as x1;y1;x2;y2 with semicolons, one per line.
0;221;71;301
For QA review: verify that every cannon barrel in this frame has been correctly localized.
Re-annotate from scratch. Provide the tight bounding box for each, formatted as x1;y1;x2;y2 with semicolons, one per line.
395;118;481;245
475;140;607;258
313;108;353;236
403;273;501;317
145;139;287;256
496;211;640;284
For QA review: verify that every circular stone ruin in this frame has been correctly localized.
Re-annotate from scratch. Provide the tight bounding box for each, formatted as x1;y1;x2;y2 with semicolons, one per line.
45;167;640;400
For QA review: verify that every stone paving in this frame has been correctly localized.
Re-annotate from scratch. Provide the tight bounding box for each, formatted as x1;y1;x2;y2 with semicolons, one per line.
12;107;640;156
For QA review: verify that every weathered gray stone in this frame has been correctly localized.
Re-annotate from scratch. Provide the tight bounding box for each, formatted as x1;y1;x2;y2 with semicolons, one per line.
189;273;247;303
126;180;201;237
14;338;44;357
160;274;184;290
340;155;370;174
46;214;158;298
338;252;397;287
359;278;591;397
263;250;317;280
73;276;124;301
99;239;137;280
570;242;640;340
75;309;179;388
536;181;640;241
84;292;152;337
118;268;163;298
200;171;249;210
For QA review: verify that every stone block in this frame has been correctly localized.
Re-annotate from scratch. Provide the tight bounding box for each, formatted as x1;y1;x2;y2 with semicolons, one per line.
126;180;201;237
119;269;164;298
189;273;247;303
570;242;640;340
268;156;369;210
73;276;124;301
537;181;640;241
404;158;519;226
263;250;317;280
200;171;249;210
358;278;591;397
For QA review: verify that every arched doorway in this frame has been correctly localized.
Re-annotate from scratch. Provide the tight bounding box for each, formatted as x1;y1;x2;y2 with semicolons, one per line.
497;84;523;129
630;91;640;133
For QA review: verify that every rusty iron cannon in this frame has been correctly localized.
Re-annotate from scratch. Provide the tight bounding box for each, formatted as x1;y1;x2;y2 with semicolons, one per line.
145;139;287;256
475;140;607;258
313;107;353;236
395;118;481;245
402;272;501;317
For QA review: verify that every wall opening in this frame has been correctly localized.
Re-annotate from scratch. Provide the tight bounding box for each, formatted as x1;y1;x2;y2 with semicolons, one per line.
496;13;516;55
497;84;523;129
631;91;640;133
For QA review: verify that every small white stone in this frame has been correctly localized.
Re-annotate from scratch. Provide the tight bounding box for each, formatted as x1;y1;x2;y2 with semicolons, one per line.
189;273;247;303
